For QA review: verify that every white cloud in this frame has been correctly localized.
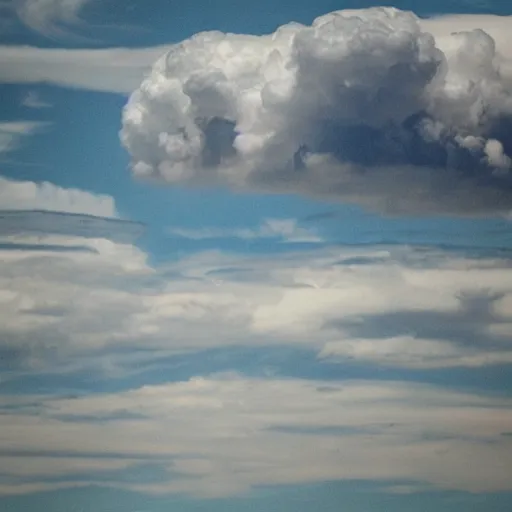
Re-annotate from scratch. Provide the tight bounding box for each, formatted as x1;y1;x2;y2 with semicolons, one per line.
0;0;92;39
0;234;511;374
168;218;322;243
0;176;117;216
0;12;508;97
17;0;89;36
120;8;512;216
0;221;511;498
421;14;512;54
0;374;511;496
0;44;169;93
319;335;512;369
0;120;117;218
0;120;49;155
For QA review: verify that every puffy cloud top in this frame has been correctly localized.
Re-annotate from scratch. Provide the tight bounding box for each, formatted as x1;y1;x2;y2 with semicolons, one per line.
121;8;512;215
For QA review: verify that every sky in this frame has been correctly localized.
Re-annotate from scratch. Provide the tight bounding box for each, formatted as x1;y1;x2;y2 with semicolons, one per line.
1;1;512;511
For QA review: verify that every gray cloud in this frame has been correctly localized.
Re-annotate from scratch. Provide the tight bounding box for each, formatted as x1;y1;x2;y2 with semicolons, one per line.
0;210;144;243
331;290;509;349
121;8;512;216
320;289;512;368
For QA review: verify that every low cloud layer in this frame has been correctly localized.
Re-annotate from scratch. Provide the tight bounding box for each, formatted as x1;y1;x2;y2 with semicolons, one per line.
1;211;512;497
1;374;512;497
1;226;511;374
121;8;512;216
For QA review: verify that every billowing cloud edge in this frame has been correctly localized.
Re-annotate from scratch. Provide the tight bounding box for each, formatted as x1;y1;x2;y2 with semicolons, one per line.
120;8;512;216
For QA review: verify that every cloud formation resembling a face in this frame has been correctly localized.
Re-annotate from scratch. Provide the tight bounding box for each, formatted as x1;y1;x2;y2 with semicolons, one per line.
121;7;512;216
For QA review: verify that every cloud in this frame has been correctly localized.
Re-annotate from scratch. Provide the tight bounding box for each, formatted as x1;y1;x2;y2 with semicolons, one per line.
120;8;512;216
0;125;119;222
0;12;509;98
0;177;145;251
0;176;117;216
0;44;169;93
1;227;512;497
0;121;49;156
0;0;92;39
17;0;89;37
21;90;52;109
1;229;511;375
168;218;322;243
0;209;144;242
0;373;512;497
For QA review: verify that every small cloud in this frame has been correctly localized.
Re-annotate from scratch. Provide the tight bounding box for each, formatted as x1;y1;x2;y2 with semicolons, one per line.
0;120;49;156
168;218;322;244
8;0;92;40
21;90;52;109
1;0;150;43
0;176;117;217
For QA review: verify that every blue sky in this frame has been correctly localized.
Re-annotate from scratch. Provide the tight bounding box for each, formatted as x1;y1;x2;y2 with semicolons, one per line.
1;1;512;511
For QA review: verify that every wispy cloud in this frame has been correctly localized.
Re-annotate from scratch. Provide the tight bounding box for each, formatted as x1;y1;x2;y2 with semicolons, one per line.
0;14;509;95
0;374;511;497
21;90;52;109
15;0;90;38
0;0;93;40
0;44;169;93
0;216;511;498
0;233;511;375
168;218;323;243
0;209;144;242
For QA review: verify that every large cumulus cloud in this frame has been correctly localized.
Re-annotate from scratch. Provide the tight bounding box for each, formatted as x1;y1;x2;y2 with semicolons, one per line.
121;7;512;215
